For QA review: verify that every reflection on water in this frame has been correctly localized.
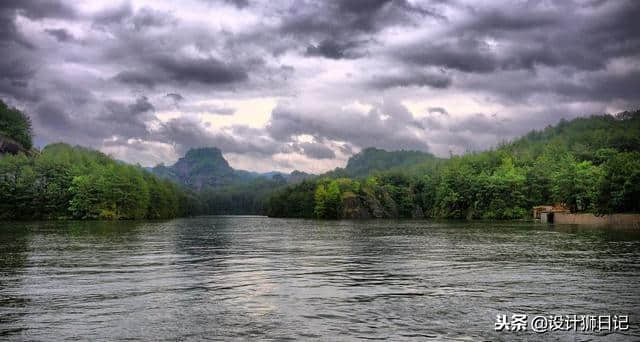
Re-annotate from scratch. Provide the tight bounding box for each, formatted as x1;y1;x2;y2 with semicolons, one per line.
1;217;639;341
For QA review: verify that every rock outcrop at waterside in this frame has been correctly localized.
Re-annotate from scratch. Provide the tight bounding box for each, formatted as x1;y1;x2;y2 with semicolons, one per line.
341;192;371;219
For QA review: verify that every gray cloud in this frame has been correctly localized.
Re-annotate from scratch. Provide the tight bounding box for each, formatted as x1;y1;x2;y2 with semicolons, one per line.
366;70;451;89
222;0;249;9
45;28;75;42
1;0;638;170
157;117;286;157
93;2;133;25
165;93;184;102
428;107;448;116
398;38;500;73
115;55;249;88
1;0;77;20
305;39;362;59
297;141;336;159
278;0;440;54
266;100;431;153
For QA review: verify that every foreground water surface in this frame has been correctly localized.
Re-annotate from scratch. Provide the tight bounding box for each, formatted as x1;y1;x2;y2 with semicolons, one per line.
1;217;639;341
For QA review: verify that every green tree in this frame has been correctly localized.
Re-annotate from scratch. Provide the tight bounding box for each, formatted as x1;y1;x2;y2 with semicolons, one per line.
596;151;640;214
324;181;342;219
314;184;327;218
69;174;103;219
0;100;33;149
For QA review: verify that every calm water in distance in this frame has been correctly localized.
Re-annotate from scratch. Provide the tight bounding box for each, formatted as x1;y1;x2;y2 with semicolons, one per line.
1;217;639;341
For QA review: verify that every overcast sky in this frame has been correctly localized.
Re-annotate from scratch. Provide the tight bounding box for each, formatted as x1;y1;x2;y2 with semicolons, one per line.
1;0;638;172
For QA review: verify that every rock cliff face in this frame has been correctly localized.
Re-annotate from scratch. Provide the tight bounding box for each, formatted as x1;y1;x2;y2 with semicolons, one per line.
151;147;238;190
341;192;371;219
342;147;436;177
363;189;386;218
0;134;30;156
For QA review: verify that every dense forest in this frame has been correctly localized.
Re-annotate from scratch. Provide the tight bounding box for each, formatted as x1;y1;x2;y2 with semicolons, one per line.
0;143;202;220
0;100;33;153
267;111;640;219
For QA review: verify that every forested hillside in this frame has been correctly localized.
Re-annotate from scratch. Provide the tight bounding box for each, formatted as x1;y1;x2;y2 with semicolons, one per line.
151;147;241;190
0;100;33;153
0;143;201;220
326;147;439;178
267;111;640;219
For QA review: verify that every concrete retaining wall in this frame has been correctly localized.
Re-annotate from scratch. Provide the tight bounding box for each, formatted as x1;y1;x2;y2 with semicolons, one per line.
554;213;640;228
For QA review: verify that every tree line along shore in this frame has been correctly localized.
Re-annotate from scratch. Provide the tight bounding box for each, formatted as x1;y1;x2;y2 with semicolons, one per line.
1;99;639;221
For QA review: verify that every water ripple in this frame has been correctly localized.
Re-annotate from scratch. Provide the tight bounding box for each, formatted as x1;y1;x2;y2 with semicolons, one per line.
1;217;639;341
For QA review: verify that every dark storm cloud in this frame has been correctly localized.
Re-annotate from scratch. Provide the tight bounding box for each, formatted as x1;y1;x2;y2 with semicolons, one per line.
399;38;499;73
115;55;249;87
296;142;336;159
460;66;640;106
0;3;38;49
463;7;559;32
223;0;249;9
97;96;156;140
114;71;157;88
130;7;172;30
93;2;133;25
92;2;174;32
0;49;40;101
30;99;103;148
279;0;441;57
29;94;154;149
33;100;75;133
166;93;185;102
395;0;640;75
366;71;451;89
0;0;77;20
428;107;448;116
154;55;248;85
305;40;361;59
0;58;35;84
198;0;250;9
45;28;75;42
550;70;640;103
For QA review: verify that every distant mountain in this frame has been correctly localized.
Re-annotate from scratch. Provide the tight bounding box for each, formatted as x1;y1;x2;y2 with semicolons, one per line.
150;146;432;192
151;147;313;190
151;147;236;190
327;147;438;178
287;170;313;183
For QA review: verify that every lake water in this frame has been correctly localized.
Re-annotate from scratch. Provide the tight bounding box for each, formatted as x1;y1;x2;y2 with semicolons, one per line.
1;217;639;341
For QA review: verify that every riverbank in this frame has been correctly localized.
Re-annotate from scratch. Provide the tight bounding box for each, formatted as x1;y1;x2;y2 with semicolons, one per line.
553;213;640;228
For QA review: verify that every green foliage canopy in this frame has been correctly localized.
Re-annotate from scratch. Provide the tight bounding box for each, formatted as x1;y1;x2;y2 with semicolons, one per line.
0;100;33;149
